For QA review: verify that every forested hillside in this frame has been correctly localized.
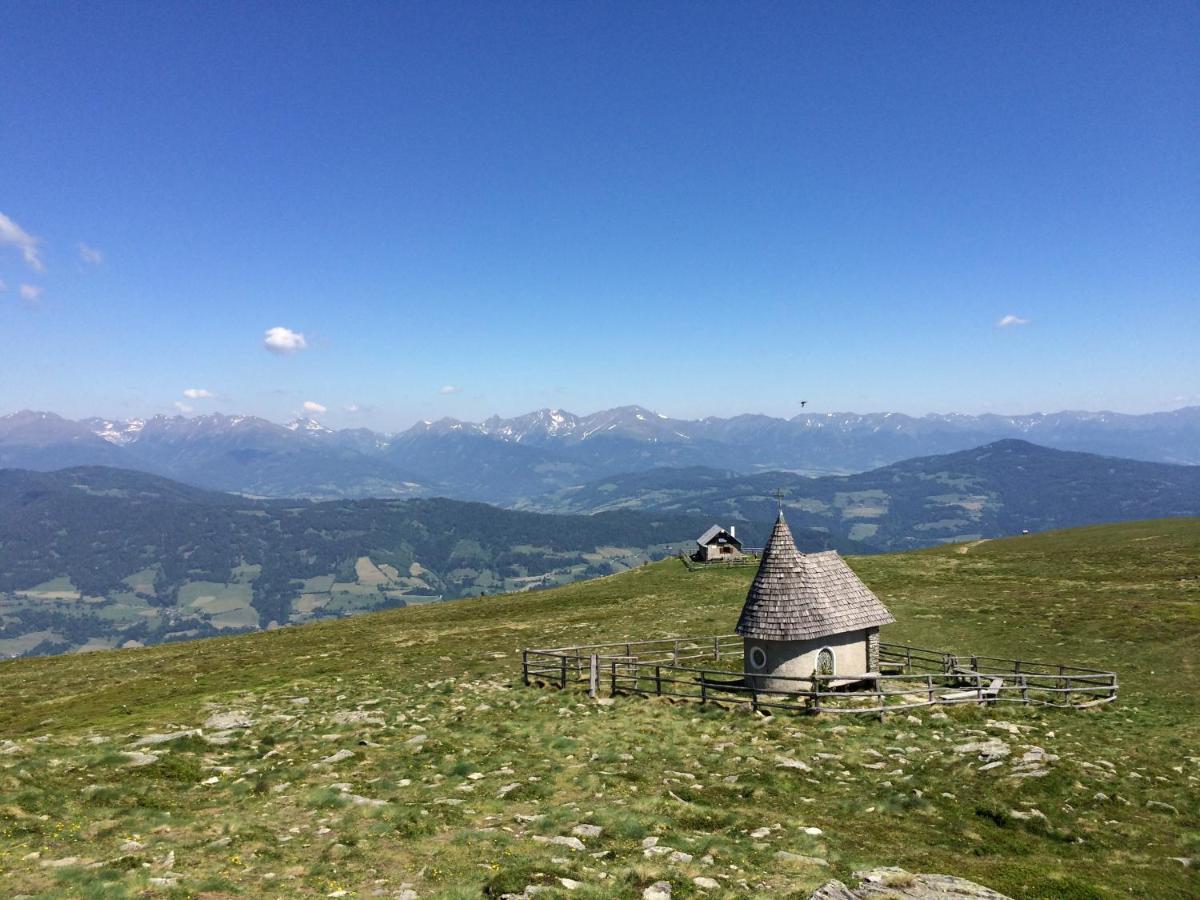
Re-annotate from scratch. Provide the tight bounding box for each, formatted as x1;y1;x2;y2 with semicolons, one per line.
526;440;1200;549
0;467;795;658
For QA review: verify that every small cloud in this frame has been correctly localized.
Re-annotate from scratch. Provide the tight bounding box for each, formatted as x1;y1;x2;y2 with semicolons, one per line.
996;314;1030;328
0;212;44;272
0;279;6;291
174;401;193;414
263;326;308;355
78;242;104;265
19;284;42;303
182;388;213;399
345;403;360;413
439;385;462;395
303;400;327;414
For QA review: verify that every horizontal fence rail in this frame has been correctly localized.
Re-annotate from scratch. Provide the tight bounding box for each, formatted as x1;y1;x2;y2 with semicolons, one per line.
521;636;1117;715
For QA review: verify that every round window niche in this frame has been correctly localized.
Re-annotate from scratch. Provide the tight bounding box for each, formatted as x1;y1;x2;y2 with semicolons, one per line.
749;646;767;670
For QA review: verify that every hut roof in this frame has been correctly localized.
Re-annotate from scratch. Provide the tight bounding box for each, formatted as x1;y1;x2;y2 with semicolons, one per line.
696;524;741;548
735;512;894;641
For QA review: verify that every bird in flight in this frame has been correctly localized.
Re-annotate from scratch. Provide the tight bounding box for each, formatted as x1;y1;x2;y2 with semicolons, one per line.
800;400;808;408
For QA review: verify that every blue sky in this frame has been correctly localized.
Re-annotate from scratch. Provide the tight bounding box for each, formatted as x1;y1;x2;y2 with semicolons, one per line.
1;2;1196;430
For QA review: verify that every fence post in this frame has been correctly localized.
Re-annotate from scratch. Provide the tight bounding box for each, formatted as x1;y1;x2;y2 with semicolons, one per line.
700;677;707;704
751;685;759;714
974;672;983;704
714;637;720;661
1019;674;1029;704
561;655;568;690
1109;673;1118;702
970;654;978;672
1065;676;1072;707
926;674;934;706
522;650;529;687
906;646;912;673
673;641;680;665
610;660;618;695
655;665;662;696
588;654;598;698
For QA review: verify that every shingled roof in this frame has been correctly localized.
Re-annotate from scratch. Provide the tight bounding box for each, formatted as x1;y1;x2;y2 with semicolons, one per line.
735;511;894;641
696;524;741;548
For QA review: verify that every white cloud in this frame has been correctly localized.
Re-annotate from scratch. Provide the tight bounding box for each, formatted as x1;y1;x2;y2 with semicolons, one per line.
19;284;42;302
0;212;44;272
174;401;193;414
345;403;360;413
439;385;462;395
996;314;1030;328
263;326;308;354
183;388;213;399
303;400;327;414
78;242;103;264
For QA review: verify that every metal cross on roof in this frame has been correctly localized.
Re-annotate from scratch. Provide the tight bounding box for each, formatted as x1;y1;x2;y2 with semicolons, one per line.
774;487;785;512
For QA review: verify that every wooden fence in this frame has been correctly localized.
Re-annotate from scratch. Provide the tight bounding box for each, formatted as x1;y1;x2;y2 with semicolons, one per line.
678;552;763;571
522;635;1117;716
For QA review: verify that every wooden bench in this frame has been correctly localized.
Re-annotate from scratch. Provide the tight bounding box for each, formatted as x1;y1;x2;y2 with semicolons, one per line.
940;677;1005;703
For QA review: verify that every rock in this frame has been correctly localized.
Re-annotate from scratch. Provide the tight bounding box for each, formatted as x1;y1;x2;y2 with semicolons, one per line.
750;827;773;839
1008;809;1047;822
643;881;672;900
952;739;1010;761
346;794;388;808
321;749;355;764
1015;746;1058;766
498;782;521;798
775;851;828;866
532;835;585;851
1147;800;1179;814
810;866;1013;899
40;857;83;868
203;710;254;730
803;826;824;836
642;836;659;849
406;734;428;748
330;710;385;726
120;751;159;767
809;880;858;900
669;850;693;863
571;824;602;839
130;730;200;747
776;756;812;772
693;876;720;890
119;840;145;852
559;877;581;890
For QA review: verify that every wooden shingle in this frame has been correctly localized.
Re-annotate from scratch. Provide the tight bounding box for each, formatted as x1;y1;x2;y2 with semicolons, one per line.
735;511;894;641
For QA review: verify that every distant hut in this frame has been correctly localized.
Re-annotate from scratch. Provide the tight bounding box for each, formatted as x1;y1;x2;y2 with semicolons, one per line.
693;524;744;562
736;511;894;692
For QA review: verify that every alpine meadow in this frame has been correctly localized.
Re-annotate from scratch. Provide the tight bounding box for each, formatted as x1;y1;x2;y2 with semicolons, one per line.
2;4;1198;899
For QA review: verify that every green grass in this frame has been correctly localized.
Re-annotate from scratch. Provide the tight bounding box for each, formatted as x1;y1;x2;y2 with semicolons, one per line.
0;518;1197;897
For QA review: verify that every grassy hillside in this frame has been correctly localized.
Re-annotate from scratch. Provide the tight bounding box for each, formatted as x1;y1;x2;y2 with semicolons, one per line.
0;519;1197;898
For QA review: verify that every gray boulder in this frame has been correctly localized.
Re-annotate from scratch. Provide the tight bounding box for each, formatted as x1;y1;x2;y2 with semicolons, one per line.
810;866;1013;899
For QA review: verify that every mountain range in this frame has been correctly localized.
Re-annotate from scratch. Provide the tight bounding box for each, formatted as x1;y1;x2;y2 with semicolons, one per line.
2;405;1198;504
